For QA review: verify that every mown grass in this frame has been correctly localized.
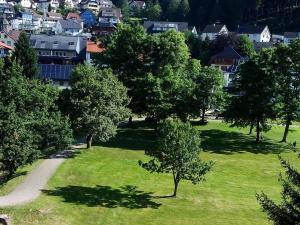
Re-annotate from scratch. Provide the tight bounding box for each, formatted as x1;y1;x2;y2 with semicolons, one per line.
1;121;299;225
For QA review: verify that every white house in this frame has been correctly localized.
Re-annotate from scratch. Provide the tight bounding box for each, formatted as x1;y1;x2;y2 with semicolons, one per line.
0;0;7;4
201;24;228;41
20;0;32;8
237;25;271;42
284;32;300;44
55;19;83;36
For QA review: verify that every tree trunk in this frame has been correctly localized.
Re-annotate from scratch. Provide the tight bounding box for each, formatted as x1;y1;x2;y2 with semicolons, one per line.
128;116;133;127
172;173;180;197
256;120;260;143
201;106;206;123
249;123;254;135
86;134;94;149
281;119;291;142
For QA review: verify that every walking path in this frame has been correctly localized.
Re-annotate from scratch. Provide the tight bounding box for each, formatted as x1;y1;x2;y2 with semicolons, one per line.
0;150;75;207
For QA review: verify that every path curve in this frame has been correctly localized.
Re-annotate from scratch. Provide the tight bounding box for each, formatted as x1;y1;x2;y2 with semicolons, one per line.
0;150;73;207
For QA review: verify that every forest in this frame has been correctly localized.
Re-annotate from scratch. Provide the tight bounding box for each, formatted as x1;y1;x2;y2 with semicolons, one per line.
150;0;300;33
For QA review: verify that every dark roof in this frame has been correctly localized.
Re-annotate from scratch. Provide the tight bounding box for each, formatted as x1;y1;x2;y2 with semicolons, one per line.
253;42;274;51
95;22;115;28
58;19;82;29
47;12;62;18
29;34;87;53
237;25;268;34
284;32;299;39
39;64;74;81
211;47;243;60
143;21;188;33
202;24;226;33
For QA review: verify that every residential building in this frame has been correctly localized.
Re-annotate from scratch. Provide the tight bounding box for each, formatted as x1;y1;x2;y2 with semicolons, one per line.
201;24;228;40
143;21;197;35
91;21;116;36
210;47;244;87
55;19;83;36
0;3;14;19
80;9;97;28
99;7;121;24
129;0;146;9
0;16;11;32
30;34;87;88
0;40;13;57
0;29;20;47
99;0;113;9
46;11;62;19
79;0;99;13
20;0;32;8
86;40;104;63
284;32;300;44
236;25;271;42
66;12;80;20
271;34;284;43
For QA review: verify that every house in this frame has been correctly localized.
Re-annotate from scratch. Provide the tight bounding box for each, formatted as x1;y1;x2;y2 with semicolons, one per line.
99;0;113;9
30;34;87;88
0;16;11;32
0;40;13;57
46;12;62;19
201;24;228;40
99;7;121;24
0;3;14;19
20;0;32;8
271;34;284;43
41;12;62;32
86;41;104;63
64;0;74;8
236;25;271;42
66;12;80;20
0;30;20;47
91;21;116;36
129;0;146;9
210;47;244;87
80;9;97;28
143;21;197;35
55;19;83;36
79;0;99;13
284;32;300;44
0;0;7;4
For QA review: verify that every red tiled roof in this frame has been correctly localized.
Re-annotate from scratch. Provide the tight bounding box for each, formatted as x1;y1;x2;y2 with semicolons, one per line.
87;41;105;53
0;41;13;50
66;12;80;20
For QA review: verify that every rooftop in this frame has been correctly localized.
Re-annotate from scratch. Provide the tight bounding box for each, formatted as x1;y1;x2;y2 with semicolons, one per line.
202;24;226;33
87;41;105;53
237;25;268;34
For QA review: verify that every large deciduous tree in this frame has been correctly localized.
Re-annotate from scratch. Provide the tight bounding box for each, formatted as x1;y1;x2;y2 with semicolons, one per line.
139;119;213;197
257;154;300;225
273;41;300;142
224;49;277;142
12;32;38;79
0;60;73;178
66;64;130;148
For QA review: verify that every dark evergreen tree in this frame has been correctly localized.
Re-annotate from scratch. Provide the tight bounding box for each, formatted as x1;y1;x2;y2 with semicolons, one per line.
257;154;300;225
12;32;38;79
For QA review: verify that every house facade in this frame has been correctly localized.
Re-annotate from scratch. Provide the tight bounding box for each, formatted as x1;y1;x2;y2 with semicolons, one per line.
143;21;197;35
55;19;83;36
284;32;300;44
80;9;97;28
0;30;20;47
0;40;13;57
30;34;87;88
201;24;228;40
237;25;271;42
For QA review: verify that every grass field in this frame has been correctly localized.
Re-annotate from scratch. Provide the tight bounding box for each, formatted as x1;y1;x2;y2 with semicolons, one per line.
1;121;299;225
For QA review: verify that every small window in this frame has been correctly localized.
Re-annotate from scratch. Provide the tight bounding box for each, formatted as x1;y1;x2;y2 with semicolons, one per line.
68;42;74;45
41;41;45;44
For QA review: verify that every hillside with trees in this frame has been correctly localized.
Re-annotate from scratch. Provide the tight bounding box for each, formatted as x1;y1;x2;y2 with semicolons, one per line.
138;0;300;33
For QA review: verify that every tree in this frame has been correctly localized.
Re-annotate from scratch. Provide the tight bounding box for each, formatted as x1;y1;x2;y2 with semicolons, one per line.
236;35;255;57
0;60;73;178
257;154;300;225
48;3;52;12
115;0;130;19
144;1;162;20
191;66;225;123
224;49;277;142
273;41;300;142
166;0;180;21
12;32;38;79
177;0;189;21
139;119;213;197
66;64;130;148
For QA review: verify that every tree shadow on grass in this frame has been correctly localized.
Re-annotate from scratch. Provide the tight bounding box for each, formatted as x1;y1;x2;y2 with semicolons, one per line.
200;129;287;154
97;129;156;151
42;185;161;209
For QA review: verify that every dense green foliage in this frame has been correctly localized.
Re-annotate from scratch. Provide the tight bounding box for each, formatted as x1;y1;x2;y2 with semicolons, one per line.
12;32;38;79
257;154;300;225
0;60;73;178
64;64;130;148
139;120;213;197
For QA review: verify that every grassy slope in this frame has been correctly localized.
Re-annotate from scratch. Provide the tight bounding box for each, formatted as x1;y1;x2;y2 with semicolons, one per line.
1;121;299;225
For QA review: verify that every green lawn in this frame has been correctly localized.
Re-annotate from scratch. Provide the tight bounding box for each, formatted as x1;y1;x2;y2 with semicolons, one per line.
1;121;299;225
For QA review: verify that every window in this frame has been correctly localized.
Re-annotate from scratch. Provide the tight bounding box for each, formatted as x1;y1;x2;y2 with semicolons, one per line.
68;42;74;45
7;41;11;46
